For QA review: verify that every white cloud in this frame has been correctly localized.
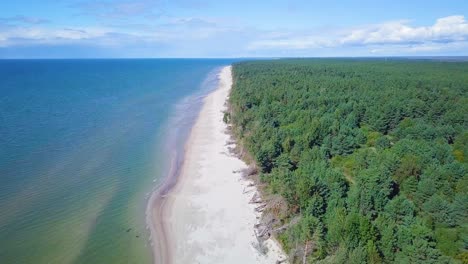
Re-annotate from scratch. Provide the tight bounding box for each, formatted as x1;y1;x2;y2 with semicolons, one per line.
0;26;114;47
341;15;468;45
0;12;252;49
1;14;467;57
249;15;468;54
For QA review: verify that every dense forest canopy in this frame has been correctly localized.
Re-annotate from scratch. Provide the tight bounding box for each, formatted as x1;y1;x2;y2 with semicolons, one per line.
228;59;468;263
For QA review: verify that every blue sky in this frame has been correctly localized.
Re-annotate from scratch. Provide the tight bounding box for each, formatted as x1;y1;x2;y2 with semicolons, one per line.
0;0;467;58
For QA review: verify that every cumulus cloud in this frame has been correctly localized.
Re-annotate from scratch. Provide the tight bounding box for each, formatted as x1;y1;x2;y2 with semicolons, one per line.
341;15;468;45
249;15;468;54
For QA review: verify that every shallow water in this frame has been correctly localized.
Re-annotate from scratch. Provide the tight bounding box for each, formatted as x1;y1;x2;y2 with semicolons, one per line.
0;59;233;263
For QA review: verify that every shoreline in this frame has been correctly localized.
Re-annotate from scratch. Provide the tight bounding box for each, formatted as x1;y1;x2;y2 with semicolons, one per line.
148;66;286;264
145;67;224;264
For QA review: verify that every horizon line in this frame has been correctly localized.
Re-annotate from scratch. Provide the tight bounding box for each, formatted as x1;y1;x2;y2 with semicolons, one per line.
1;55;468;60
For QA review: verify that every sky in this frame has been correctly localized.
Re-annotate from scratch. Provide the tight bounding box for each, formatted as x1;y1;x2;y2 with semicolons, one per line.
0;0;467;58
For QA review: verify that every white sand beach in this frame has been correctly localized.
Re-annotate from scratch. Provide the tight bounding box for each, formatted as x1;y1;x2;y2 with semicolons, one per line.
150;66;286;264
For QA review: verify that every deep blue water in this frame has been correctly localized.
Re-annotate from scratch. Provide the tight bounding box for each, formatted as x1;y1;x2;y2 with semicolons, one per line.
0;59;234;263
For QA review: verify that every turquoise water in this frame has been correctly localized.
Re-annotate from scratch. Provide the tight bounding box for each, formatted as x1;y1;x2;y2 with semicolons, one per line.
0;59;233;263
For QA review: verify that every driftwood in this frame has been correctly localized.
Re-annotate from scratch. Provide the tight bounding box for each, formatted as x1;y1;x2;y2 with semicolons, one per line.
226;139;236;145
258;227;270;238
254;218;274;240
272;225;288;233
249;192;263;204
255;207;265;213
255;203;267;212
243;187;254;194
276;258;288;264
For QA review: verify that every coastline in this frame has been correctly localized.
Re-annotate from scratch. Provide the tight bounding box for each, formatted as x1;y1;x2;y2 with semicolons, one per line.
148;66;286;264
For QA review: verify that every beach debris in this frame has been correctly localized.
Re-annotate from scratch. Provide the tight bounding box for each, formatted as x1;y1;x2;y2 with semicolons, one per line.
225;139;236;145
276;258;289;264
126;228;132;232
257;226;270;238
255;203;267;213
244;189;254;194
249;192;263;204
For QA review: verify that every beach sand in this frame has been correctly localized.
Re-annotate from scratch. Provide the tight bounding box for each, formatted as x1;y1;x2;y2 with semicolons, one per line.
149;66;286;264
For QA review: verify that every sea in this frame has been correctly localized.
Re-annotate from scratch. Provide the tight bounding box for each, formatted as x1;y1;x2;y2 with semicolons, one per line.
0;59;234;263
